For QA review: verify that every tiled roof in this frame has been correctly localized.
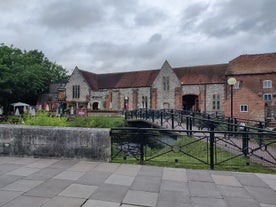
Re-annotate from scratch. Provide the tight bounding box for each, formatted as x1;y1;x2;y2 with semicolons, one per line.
173;64;228;84
79;69;159;89
227;53;276;75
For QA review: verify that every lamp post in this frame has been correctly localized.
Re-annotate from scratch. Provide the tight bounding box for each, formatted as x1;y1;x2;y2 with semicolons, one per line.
227;77;237;120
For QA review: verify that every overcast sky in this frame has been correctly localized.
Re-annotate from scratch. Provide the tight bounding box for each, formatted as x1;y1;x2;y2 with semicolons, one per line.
1;0;275;74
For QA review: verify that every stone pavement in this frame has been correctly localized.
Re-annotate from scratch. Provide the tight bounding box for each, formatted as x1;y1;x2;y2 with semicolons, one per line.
0;157;275;207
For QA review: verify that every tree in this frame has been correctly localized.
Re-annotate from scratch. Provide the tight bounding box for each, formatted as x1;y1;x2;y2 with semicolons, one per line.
0;44;68;113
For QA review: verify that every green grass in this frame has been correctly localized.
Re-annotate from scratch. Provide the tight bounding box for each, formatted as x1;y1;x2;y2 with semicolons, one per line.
112;136;276;174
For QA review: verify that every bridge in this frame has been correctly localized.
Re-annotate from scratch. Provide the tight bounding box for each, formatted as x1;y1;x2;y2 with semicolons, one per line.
110;109;276;170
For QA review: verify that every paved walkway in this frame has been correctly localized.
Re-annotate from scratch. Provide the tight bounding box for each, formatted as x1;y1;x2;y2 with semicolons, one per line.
0;157;275;207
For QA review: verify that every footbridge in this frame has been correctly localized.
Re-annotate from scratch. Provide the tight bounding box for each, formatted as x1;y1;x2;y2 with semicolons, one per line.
110;109;276;170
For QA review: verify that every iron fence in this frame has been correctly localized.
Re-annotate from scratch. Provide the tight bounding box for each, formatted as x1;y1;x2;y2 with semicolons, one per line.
110;127;276;170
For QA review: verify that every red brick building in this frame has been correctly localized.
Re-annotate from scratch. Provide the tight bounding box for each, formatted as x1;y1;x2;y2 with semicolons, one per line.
65;53;276;122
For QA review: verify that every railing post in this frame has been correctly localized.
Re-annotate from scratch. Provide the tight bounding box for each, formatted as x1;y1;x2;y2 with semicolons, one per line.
125;110;127;121
234;118;238;132
258;122;263;145
171;109;174;129
242;127;249;157
210;124;215;170
145;109;148;120
227;117;231;132
161;111;163;126
152;110;154;123
140;130;145;165
189;116;193;136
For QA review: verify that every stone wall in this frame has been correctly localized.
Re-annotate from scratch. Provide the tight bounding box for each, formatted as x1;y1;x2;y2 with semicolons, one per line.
0;125;110;161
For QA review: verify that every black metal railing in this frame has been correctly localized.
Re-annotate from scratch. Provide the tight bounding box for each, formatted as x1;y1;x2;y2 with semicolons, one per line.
125;109;271;134
110;127;276;170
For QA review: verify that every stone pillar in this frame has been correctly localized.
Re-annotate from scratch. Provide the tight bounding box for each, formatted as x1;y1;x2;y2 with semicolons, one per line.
151;89;157;109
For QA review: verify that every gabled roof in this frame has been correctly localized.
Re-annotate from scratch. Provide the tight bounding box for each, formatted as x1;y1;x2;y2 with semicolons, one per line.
227;53;276;75
173;64;228;84
79;69;98;90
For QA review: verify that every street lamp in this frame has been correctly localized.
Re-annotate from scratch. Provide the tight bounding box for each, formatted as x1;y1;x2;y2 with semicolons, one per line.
227;77;237;120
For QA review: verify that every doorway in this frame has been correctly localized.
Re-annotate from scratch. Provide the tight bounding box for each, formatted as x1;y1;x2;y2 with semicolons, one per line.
92;102;99;110
182;95;199;111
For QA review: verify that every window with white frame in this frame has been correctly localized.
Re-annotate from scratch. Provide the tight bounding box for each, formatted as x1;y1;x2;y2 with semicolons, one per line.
263;93;272;102
263;80;272;88
212;94;220;110
240;104;248;112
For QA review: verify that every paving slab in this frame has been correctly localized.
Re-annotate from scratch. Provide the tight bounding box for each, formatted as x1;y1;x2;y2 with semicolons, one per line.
59;183;98;198
224;197;260;207
25;167;65;181
26;159;59;169
90;183;128;203
245;185;276;205
138;165;163;177
160;180;189;194
113;164;141;176
0;190;22;206
0;163;25;175
0;174;22;188
157;190;191;207
188;181;222;198
162;167;187;182
235;172;269;188
93;162;120;172
76;171;111;186
191;196;227;207
49;159;79;169
2;195;49;207
67;161;99;172
256;173;276;191
53;170;85;181
7;167;41;176
131;175;161;192
2;179;43;192
24;178;72;198
212;174;242;187
217;185;251;198
104;174;135;186
186;169;213;182
123;190;158;207
41;196;85;207
82;199;121;207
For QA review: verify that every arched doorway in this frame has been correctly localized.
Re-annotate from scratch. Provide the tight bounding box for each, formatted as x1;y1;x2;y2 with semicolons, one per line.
182;95;199;111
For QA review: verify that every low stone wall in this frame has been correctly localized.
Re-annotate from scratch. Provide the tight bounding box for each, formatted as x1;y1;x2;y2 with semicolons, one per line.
0;124;111;161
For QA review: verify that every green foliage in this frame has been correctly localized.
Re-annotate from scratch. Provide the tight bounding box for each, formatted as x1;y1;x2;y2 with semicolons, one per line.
67;116;125;128
23;112;68;127
8;113;126;128
0;44;68;111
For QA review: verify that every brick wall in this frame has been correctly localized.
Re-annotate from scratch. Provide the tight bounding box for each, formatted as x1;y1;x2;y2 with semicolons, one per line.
224;86;265;121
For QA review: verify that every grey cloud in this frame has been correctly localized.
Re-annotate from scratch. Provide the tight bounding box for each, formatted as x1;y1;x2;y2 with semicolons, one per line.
134;8;167;26
40;0;106;30
181;0;276;38
149;33;162;43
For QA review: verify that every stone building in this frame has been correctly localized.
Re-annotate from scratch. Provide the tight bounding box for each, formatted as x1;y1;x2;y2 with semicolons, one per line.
65;53;276;122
